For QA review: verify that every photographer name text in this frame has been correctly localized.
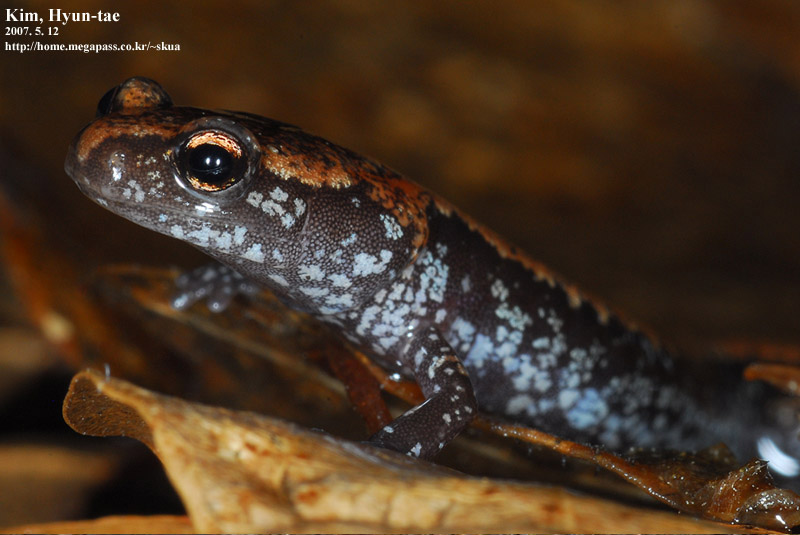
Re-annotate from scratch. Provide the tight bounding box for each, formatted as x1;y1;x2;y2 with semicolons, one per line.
7;8;120;25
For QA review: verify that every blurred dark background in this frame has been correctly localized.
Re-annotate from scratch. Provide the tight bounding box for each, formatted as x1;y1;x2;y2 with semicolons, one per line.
1;0;799;527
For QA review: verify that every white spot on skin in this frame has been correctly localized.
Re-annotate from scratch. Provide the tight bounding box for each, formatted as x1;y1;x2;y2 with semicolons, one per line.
538;398;555;413
465;333;493;369
270;187;288;201
506;394;535;415
243;243;265;263
427;356;448;379
262;199;285;217
414;251;449;303
490;279;509;301
452;317;476;348
294;198;306;216
380;213;403;240
378;335;399;349
298;264;325;282
246;191;263;208
532;337;550;349
442;413;452;424
566;388;608;430
403;287;414;303
510;354;552;393
370;298;412;345
186;224;220;246
169;225;185;239
435;309;447;323
272;248;284;262
352;250;392;276
546;309;564;332
341;233;357;247
413;347;428;368
233;226;247;245
496;302;533;330
356;305;381;336
409;443;422;457
328;273;352;288
538;352;557;369
558;389;579;411
325;293;354;308
186;225;216;245
456;276;469;294
280;212;296;228
214;231;232;250
388;284;404;301
330;249;344;264
158;213;167;222
127;180;145;202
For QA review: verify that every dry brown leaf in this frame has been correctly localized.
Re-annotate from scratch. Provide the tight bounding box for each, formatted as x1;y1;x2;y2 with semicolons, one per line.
62;369;756;533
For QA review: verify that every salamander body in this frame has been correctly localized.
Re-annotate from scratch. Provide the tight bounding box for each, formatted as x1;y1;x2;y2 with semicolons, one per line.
65;78;799;470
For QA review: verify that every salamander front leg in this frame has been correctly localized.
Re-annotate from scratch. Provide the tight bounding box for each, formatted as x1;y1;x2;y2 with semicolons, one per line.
171;263;259;312
370;326;477;460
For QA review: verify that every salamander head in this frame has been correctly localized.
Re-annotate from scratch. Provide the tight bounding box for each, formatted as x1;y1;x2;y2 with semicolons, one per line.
65;77;429;314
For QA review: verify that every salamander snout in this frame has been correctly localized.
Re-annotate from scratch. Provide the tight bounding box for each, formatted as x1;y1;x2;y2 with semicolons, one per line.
95;77;172;117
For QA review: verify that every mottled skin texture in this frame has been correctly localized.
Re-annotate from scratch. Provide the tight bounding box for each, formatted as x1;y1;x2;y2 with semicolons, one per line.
66;78;799;468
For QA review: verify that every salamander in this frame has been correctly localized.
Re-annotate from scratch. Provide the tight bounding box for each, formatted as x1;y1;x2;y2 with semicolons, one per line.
65;77;800;474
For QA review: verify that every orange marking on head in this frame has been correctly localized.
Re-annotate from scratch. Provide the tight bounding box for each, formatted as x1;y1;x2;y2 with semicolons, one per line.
263;152;354;189
73;115;180;164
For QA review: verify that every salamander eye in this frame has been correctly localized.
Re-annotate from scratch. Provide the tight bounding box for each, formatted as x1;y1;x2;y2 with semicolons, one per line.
173;117;260;201
178;131;247;192
188;143;233;182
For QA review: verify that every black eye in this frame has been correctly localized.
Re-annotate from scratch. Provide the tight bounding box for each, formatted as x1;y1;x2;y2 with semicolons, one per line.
188;144;232;183
178;131;247;192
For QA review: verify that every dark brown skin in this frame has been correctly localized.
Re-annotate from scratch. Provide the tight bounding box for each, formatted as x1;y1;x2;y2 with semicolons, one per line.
66;78;799;476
